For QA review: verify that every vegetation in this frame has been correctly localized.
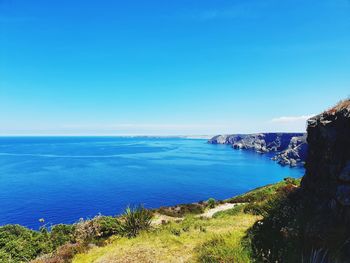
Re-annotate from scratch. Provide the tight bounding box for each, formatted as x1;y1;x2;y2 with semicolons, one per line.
227;177;300;204
212;204;245;218
247;182;304;262
73;213;259;263
207;198;216;208
119;205;152;238
156;203;205;217
0;206;154;263
196;235;251;263
72;178;302;262
0;223;78;262
247;180;350;263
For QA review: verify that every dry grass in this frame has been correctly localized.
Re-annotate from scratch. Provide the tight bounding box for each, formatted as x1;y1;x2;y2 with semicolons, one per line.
73;212;260;263
326;99;350;114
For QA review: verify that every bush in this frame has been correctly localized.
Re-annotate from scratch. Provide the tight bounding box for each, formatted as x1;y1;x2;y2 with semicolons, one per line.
157;203;205;217
0;224;50;262
207;198;216;208
243;202;267;216
247;186;304;263
120;205;153;238
33;242;86;263
50;224;75;248
73;215;121;244
94;216;121;238
247;183;350;263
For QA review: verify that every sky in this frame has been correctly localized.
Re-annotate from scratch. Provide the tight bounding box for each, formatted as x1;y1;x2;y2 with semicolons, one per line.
0;0;349;135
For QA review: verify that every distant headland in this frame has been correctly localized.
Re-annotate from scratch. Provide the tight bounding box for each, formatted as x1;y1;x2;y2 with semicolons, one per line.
208;132;308;167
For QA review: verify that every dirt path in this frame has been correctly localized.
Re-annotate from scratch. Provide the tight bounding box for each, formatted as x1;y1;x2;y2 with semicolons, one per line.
152;203;240;226
200;203;237;218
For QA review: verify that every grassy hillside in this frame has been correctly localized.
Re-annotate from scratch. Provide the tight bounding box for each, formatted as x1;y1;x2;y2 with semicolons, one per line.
73;211;259;263
71;178;299;263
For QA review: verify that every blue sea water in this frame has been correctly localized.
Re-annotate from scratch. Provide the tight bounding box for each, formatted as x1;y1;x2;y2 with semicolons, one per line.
0;137;304;229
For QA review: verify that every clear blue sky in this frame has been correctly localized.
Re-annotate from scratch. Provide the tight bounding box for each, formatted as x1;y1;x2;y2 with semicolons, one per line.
1;0;349;135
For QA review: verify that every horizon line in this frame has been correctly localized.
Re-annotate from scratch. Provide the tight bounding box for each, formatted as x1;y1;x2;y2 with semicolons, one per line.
0;131;306;137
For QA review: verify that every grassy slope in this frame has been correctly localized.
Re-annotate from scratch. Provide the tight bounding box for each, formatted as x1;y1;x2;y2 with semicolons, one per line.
73;212;260;263
67;178;300;263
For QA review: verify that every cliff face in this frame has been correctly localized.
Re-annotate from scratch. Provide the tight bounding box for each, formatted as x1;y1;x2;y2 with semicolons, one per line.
302;100;350;209
209;133;307;166
272;135;308;166
300;100;350;259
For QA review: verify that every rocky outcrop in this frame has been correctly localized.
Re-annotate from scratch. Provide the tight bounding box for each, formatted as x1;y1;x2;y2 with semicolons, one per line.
272;135;308;166
300;99;350;259
302;99;350;208
209;133;307;167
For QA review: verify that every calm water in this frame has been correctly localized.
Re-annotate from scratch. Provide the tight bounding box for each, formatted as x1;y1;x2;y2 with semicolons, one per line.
0;137;304;229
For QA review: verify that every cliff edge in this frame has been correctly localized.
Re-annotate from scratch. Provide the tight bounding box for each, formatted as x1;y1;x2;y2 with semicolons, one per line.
300;99;350;260
302;100;350;207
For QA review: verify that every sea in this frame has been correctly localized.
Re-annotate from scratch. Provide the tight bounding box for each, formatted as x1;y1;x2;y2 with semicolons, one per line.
0;136;304;229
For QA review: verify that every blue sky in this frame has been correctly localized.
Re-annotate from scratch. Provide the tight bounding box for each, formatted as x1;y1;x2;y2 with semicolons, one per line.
1;0;349;135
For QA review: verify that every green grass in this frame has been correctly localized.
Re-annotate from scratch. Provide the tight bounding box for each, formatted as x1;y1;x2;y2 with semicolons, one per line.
73;213;260;263
72;178;301;263
227;177;300;204
212;204;246;218
196;234;252;263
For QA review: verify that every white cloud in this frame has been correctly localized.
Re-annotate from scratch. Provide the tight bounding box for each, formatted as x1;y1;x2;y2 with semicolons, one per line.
270;114;315;124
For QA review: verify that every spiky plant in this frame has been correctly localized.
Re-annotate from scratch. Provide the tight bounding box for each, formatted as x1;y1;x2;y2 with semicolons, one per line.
302;249;329;263
120;205;152;238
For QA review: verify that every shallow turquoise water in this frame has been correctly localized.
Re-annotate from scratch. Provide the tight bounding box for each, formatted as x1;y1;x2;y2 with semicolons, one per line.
0;137;304;229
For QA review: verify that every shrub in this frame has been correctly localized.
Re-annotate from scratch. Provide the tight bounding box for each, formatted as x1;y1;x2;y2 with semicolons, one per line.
157;203;204;217
120;205;153;238
33;242;86;263
74;218;101;244
243;202;267;216
73;215;123;244
50;224;75;248
207;198;216;208
0;224;50;262
247;186;304;263
94;216;121;238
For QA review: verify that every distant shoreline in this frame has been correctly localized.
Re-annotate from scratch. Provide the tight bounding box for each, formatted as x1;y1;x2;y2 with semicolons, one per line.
0;135;213;139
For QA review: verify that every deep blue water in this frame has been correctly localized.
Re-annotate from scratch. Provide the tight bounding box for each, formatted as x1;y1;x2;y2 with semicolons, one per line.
0;137;304;229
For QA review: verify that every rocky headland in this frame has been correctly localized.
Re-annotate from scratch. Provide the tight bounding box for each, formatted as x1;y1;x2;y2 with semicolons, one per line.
248;99;350;262
208;132;308;167
299;99;350;259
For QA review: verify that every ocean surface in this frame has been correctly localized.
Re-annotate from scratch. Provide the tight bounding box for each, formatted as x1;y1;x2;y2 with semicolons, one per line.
0;136;304;229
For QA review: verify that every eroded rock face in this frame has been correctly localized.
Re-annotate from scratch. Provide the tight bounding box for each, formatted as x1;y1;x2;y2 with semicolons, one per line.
298;100;350;259
272;135;308;167
301;100;350;208
208;133;306;166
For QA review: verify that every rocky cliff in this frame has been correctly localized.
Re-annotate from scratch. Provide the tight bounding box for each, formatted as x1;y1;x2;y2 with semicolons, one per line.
302;100;350;206
300;99;350;260
272;134;308;166
209;133;307;167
